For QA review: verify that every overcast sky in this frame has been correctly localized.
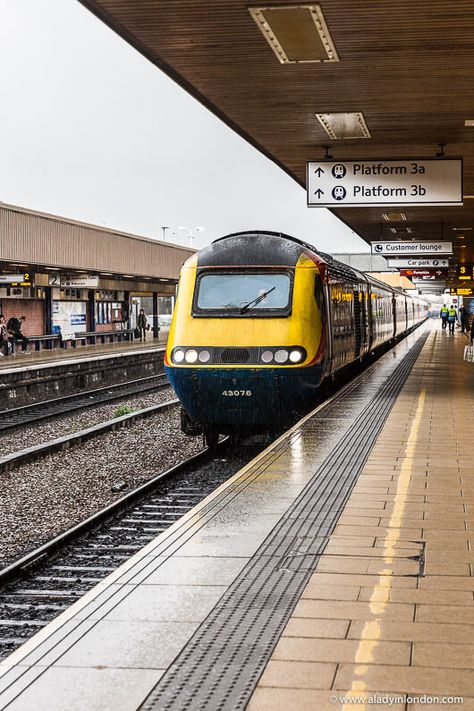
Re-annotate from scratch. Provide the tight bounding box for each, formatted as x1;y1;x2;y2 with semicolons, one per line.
0;0;368;253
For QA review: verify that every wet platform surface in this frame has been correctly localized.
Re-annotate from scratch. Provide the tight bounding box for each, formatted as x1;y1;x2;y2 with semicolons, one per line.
1;321;472;710
249;323;474;711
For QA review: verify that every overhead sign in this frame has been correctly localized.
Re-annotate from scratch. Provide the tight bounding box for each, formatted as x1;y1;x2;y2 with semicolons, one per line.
307;158;463;207
371;241;452;256
399;269;445;278
387;258;450;268
0;273;32;286
450;287;474;296
456;264;474;281
51;275;99;288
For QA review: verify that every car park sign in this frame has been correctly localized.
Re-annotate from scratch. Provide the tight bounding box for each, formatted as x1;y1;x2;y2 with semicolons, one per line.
307;158;462;207
386;258;450;268
372;241;452;255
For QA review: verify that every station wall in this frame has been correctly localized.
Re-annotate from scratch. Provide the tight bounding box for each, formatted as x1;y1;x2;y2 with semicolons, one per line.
0;300;44;335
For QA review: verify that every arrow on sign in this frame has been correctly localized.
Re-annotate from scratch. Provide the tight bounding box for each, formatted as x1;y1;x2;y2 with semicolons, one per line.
314;188;324;198
314;167;325;177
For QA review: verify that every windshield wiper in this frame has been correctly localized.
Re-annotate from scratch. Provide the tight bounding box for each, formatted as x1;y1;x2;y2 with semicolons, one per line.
240;286;276;314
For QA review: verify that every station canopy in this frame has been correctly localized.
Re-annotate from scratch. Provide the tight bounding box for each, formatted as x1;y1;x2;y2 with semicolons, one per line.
79;0;474;286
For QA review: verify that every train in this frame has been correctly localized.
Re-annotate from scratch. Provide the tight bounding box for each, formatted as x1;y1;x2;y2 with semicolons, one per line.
165;231;427;448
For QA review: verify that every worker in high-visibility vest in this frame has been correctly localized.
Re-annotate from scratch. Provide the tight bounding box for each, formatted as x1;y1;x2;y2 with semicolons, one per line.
447;305;458;334
440;305;449;330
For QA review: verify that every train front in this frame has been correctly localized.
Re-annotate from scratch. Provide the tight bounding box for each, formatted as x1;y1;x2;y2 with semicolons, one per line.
165;232;327;441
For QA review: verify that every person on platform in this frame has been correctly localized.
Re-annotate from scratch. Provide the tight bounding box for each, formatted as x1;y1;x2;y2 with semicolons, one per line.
447;305;458;334
440;304;449;330
7;315;29;353
0;315;8;356
137;309;149;342
459;305;470;334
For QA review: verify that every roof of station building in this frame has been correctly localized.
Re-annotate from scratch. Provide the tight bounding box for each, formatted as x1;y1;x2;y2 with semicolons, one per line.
0;202;193;282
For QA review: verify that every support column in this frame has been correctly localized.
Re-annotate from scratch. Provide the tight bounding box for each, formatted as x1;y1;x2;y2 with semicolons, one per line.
152;292;159;339
44;286;53;348
123;291;131;329
88;290;96;343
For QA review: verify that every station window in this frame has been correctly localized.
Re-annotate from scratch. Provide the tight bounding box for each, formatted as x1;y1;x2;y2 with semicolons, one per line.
96;302;112;324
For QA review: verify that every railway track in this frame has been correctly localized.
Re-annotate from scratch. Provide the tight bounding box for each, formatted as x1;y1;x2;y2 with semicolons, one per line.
0;373;170;431
0;439;265;660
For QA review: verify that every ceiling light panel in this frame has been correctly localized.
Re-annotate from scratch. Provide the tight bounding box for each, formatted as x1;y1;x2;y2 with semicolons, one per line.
390;227;413;234
249;4;339;64
382;213;407;222
316;112;371;139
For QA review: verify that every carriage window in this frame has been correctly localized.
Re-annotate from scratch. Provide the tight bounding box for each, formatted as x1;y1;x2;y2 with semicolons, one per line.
195;272;291;315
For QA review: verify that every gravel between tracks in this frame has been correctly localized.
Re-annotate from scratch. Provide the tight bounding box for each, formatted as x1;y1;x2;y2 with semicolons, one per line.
0;386;176;457
0;407;204;567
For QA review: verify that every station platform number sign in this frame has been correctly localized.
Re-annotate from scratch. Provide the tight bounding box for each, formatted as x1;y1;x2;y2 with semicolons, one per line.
450;287;474;296
456;264;474;281
0;272;32;287
307;158;462;207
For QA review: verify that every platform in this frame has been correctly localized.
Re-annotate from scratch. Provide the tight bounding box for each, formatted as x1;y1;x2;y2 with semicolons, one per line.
0;337;166;374
0;339;166;408
0;321;473;710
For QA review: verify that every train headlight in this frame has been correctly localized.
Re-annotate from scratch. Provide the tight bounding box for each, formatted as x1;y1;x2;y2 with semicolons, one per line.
274;349;289;364
173;349;185;363
261;350;274;363
185;349;198;363
198;350;211;363
289;349;304;363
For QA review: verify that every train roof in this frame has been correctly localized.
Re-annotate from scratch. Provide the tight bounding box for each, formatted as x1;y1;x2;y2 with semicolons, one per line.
204;231;420;300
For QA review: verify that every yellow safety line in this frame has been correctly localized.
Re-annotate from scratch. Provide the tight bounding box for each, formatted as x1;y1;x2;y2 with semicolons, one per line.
342;387;426;709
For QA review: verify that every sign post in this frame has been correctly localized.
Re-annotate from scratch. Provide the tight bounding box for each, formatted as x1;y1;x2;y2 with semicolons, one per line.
0;273;32;286
386;258;450;268
307;158;462;207
399;269;446;278
371;241;452;256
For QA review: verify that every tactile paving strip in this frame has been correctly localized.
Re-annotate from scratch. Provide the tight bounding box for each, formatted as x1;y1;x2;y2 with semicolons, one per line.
141;332;428;711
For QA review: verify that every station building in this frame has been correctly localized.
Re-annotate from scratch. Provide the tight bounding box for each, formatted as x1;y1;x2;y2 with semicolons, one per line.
0;202;193;344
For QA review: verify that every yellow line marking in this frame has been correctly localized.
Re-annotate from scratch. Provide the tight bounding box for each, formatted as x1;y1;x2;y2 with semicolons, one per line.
342;387;426;710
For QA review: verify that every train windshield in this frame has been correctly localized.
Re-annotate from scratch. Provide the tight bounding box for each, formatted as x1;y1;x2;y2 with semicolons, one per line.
195;272;291;315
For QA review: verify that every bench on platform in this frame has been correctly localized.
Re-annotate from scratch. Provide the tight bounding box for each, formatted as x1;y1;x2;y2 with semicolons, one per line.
25;329;135;352
70;329;135;347
28;334;61;352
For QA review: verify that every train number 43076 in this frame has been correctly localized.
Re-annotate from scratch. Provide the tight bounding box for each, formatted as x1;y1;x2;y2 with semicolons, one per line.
222;390;252;397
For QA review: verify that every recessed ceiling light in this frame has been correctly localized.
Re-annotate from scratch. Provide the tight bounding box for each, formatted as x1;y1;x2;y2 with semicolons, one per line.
452;227;472;231
389;227;413;234
316;112;371;139
249;4;339;64
382;213;407;222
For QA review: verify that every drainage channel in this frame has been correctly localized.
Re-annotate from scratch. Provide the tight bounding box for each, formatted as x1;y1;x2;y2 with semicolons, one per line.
140;330;429;711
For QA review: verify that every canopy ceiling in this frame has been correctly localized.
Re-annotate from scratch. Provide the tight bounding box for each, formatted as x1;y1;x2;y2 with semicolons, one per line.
78;0;474;287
